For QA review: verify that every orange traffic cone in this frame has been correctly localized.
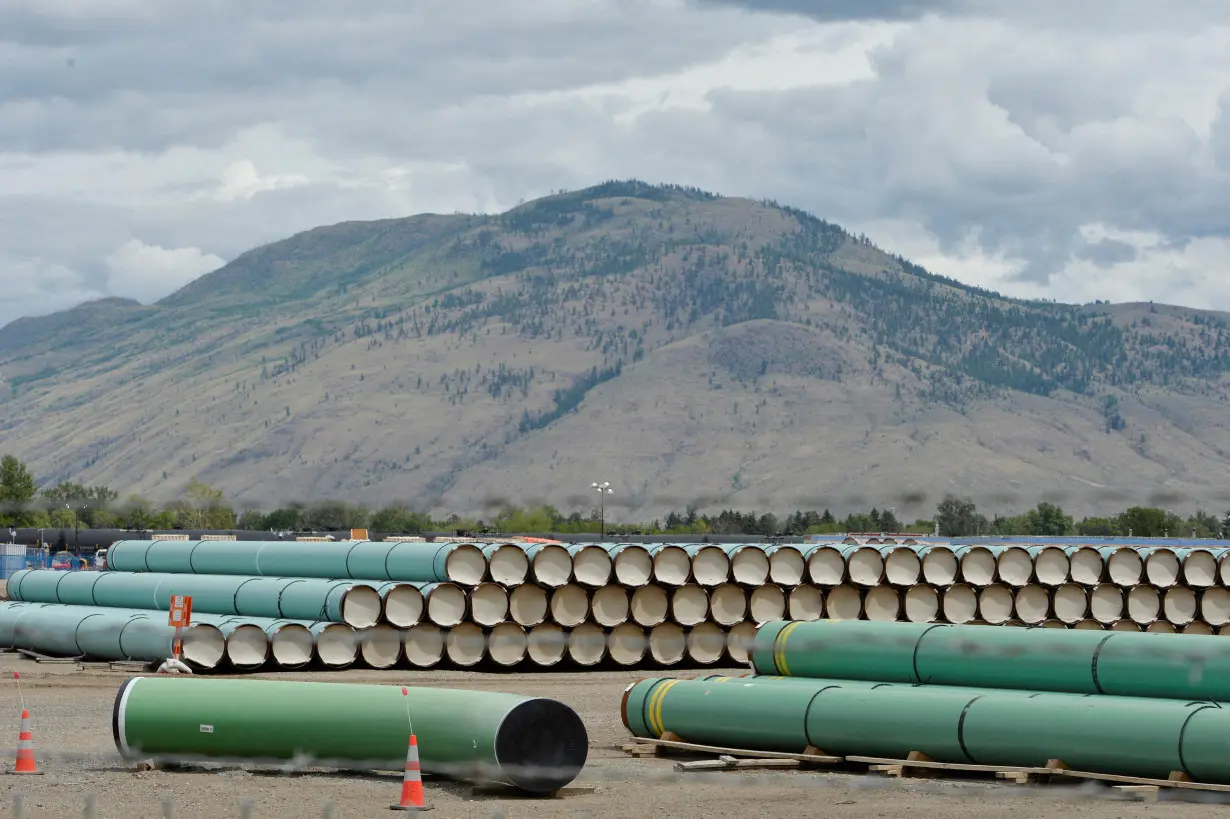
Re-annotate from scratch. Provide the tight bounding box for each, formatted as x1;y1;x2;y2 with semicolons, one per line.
11;709;41;775
389;734;432;811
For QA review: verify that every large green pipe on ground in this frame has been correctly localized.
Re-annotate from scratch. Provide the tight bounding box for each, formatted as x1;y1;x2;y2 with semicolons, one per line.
749;620;1230;700
113;676;588;792
621;675;1230;782
7;570;382;628
105;540;488;585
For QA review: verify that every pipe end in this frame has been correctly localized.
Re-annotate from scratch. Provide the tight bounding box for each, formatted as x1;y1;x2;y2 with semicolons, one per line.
494;698;589;793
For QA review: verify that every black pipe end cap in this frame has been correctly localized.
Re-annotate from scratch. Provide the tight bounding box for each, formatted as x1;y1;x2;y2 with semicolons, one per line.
494;698;589;794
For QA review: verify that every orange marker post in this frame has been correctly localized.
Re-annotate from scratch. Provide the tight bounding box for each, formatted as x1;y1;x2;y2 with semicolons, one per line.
167;595;193;661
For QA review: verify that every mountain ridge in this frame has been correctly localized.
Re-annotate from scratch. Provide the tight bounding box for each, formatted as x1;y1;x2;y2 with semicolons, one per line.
2;180;1229;519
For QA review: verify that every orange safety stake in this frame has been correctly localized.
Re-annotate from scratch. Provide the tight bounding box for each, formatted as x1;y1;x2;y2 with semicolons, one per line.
10;709;41;775
389;734;433;811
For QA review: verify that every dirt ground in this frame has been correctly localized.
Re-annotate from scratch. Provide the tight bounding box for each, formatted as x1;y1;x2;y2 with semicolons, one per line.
0;656;1228;818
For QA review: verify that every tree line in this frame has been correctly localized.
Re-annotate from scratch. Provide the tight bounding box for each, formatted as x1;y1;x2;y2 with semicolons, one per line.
1;454;1227;539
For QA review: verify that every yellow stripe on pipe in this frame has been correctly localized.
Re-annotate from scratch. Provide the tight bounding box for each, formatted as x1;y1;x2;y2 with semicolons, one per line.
774;621;802;676
644;680;669;736
649;679;681;737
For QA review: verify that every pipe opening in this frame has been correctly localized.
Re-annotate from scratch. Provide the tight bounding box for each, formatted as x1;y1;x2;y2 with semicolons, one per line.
614;547;653;587
921;547;958;586
1067;547;1104;586
225;625;269;670
883;549;921;587
445;544;488;586
382;584;424;629
689;547;730;587
996;548;1033;587
1052;583;1089;624
941;584;977;624
445;623;486;667
629;585;669;627
403;625;445;668
608;623;647;666
1201;588;1230;627
340;586;383;629
863;587;900;622
315;625;358;668
488;623;528;667
269;624;314;669
1089;585;1124;624
487;545;530;587
590;586;630;628
845;548;884;587
571;546;613;588
359;625;402;669
1033;548;1069;587
1106;549;1143;587
685;622;726;665
566;623;606;667
527;623;566;666
509;584;549;627
708;584;746;626
787;585;824;621
976;584;1014;625
903;586;939;623
1013;585;1050;625
748;584;786;624
425;584;467;627
549;585;590;628
958;548;996;587
768;547;805;587
825;585;861;621
731;548;769;586
181;625;226;670
671;585;709;627
1164;587;1197;626
807;547;845;586
1144;550;1181;589
531;545;573;588
1184;550;1218;589
470;583;510;627
1127;585;1161;625
648;623;686;665
725;621;757;664
652;547;691;587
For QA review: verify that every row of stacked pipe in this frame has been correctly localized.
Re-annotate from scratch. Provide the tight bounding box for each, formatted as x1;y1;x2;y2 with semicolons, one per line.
624;619;1230;784
3;536;1230;671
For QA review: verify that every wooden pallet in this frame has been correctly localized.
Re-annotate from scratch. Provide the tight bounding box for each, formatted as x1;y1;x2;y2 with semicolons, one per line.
624;739;1230;797
621;733;840;772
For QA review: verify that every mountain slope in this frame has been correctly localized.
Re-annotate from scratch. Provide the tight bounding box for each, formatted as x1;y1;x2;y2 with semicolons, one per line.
2;180;1229;520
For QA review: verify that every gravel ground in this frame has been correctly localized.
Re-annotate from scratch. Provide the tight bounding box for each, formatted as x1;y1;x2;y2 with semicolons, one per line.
0;655;1227;818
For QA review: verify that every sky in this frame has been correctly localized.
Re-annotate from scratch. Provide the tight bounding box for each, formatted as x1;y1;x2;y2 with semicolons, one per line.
4;0;1230;327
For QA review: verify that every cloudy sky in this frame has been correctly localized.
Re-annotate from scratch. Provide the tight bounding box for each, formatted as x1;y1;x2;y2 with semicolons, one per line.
3;0;1230;327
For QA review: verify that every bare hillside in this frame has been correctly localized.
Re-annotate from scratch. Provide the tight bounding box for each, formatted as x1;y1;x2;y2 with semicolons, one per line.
2;180;1229;520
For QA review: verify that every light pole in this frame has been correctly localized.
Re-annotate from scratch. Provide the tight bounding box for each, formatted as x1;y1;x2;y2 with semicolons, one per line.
591;482;613;539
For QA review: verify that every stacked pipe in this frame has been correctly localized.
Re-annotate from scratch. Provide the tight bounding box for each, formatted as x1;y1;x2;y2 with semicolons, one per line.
5;535;1230;671
622;619;1230;784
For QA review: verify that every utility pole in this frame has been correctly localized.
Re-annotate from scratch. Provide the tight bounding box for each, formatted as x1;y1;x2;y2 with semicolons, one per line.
591;482;613;539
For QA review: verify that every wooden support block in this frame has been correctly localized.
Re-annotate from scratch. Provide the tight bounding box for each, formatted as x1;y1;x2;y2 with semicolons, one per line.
1114;785;1161;802
674;757;801;773
622;737;841;764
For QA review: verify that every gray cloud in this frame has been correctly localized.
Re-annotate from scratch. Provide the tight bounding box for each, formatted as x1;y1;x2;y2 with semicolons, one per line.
4;0;1230;324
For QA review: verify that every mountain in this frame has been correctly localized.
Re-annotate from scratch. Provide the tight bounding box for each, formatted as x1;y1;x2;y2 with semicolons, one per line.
3;180;1230;520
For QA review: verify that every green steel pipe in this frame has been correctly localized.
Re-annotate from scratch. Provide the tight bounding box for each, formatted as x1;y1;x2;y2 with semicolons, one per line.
622;674;1230;782
113;677;589;792
751;619;1230;700
7;570;382;628
0;601;227;669
106;540;489;585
